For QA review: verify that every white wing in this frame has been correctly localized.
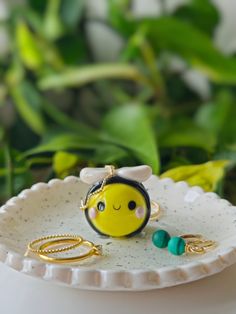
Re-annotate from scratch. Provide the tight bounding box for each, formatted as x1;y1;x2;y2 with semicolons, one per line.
80;165;152;184
80;167;110;184
117;165;152;182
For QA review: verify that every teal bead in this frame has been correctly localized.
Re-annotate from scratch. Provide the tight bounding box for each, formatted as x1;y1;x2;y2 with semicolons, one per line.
168;237;186;256
152;229;171;248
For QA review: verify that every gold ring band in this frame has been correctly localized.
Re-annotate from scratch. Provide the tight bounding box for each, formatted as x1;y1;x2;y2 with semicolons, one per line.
180;234;217;254
25;234;83;255
149;201;161;221
25;234;102;264
181;234;202;241
38;238;84;254
37;241;102;264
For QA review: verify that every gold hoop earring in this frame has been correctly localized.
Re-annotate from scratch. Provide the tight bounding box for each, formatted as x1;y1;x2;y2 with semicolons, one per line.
181;234;217;254
152;230;217;256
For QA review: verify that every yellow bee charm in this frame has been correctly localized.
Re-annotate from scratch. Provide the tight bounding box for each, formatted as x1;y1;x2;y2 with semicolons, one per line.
80;165;152;237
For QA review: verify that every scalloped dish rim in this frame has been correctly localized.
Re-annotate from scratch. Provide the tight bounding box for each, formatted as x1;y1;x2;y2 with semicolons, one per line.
0;176;236;291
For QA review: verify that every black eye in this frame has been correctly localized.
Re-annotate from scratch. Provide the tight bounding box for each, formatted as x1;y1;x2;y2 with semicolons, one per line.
128;201;136;210
97;201;105;211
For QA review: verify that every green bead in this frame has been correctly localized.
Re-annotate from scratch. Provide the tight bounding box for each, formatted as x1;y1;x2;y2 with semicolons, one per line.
152;229;171;248
168;237;186;256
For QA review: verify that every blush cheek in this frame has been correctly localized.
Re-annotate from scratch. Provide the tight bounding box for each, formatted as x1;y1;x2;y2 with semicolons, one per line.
88;207;97;219
135;207;145;219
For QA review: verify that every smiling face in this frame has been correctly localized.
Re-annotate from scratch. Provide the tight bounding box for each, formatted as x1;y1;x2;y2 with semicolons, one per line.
85;179;150;237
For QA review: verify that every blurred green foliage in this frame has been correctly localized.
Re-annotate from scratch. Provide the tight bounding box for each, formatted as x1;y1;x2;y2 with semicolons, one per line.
0;0;236;205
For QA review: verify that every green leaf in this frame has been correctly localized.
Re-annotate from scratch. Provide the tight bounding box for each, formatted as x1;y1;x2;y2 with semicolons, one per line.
16;15;64;71
195;90;236;144
60;0;85;29
27;156;52;167
24;8;46;36
56;35;87;64
24;132;101;156
160;160;230;191
10;82;46;135
0;84;8;106
159;121;217;152
173;0;219;35
196;103;231;136
215;148;236;165
16;20;44;70
3;143;13;198
144;17;236;83
195;91;232;134
108;0;135;37
5;54;24;87
102;104;160;173
41;99;99;138
215;143;236;165
43;0;64;40
0;148;32;200
93;144;128;164
53;151;79;178
0;127;4;144
38;64;147;90
27;0;47;14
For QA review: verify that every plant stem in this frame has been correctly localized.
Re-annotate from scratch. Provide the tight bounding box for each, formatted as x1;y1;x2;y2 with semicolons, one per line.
159;0;168;16
4;142;14;199
139;38;166;101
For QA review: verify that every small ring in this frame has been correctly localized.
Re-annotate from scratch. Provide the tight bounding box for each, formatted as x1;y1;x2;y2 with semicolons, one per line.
149;201;162;221
25;234;83;256
180;234;217;254
37;240;102;264
38;238;84;254
180;234;202;241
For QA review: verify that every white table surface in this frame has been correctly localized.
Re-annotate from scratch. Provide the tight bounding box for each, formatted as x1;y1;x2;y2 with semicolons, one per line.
0;262;235;314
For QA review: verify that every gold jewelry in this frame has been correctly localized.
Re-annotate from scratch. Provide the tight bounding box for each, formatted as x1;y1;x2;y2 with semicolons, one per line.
152;230;217;256
80;165;162;221
25;234;83;256
149;201;162;221
181;234;217;254
37;240;102;264
38;237;83;253
80;165;115;210
25;234;102;264
80;164;162;237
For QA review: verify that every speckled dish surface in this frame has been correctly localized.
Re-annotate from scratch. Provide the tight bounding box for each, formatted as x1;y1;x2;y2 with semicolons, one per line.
0;175;236;291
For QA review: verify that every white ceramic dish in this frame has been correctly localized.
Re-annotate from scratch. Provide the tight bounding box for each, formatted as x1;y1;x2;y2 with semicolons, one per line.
0;175;236;291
